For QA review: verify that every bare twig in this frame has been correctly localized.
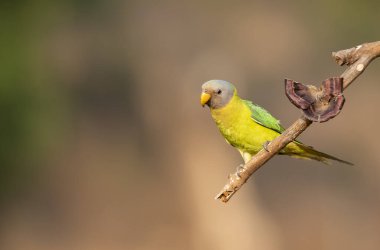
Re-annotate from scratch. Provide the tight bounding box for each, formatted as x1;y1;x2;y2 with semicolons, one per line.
216;41;380;203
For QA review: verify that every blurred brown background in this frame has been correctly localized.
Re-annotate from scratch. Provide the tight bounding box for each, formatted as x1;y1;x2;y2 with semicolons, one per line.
1;1;380;249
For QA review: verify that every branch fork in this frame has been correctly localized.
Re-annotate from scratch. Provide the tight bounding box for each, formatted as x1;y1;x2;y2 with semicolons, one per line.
216;41;380;203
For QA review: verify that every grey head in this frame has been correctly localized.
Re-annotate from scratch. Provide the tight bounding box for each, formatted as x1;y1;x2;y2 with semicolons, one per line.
200;80;236;109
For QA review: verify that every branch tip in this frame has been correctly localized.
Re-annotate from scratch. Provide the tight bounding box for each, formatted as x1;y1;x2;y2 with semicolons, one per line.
216;41;380;203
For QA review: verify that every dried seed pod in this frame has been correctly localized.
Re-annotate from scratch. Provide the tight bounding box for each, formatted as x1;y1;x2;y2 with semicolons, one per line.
285;77;345;122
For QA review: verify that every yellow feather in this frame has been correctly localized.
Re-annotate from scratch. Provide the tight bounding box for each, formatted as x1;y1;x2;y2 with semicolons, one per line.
209;91;352;165
210;91;279;155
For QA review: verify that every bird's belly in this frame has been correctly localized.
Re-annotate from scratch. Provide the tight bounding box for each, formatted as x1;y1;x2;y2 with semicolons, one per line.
219;120;279;154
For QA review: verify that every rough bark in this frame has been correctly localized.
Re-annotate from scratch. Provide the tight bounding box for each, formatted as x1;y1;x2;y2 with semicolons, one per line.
216;41;380;203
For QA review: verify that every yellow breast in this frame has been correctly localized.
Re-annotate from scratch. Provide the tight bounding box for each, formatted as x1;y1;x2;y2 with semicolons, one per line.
210;93;280;154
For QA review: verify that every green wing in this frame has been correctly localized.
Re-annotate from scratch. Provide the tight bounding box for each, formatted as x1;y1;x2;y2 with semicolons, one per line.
243;100;285;134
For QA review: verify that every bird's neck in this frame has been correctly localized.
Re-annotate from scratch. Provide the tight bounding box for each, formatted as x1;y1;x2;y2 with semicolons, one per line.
210;94;245;127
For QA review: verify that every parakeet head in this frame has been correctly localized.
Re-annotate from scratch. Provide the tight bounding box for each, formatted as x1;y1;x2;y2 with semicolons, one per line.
200;80;236;109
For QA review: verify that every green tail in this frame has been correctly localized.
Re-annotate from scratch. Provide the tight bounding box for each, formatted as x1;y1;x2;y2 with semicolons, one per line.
284;142;354;165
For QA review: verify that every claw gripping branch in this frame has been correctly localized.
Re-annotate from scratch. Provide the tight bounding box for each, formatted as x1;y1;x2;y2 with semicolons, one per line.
216;41;380;203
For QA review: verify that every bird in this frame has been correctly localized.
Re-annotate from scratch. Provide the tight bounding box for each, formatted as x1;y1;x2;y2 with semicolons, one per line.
200;79;352;165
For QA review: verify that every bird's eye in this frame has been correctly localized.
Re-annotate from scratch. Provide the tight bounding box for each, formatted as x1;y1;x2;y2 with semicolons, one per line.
217;89;222;94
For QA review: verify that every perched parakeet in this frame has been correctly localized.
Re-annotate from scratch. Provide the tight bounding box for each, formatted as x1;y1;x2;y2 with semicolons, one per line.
200;80;352;165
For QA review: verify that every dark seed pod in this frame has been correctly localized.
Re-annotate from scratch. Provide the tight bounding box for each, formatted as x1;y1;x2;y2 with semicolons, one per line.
285;77;345;122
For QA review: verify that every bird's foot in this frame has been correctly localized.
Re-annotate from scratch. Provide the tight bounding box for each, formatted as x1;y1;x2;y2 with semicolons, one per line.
263;141;271;152
236;164;245;178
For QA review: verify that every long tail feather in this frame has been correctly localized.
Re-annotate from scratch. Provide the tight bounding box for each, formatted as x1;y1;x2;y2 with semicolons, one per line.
284;142;353;165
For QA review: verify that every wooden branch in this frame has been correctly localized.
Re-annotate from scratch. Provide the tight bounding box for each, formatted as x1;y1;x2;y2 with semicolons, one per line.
216;41;380;203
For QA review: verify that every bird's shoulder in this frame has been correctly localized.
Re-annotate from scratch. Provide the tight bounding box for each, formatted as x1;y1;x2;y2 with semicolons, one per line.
242;99;285;134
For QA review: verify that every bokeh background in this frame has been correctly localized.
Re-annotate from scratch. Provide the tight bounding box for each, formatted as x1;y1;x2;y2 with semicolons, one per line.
1;1;380;249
